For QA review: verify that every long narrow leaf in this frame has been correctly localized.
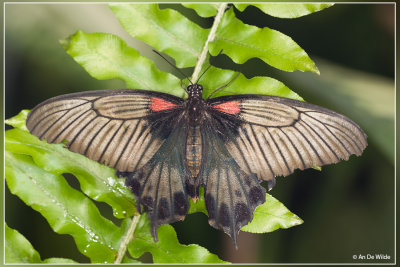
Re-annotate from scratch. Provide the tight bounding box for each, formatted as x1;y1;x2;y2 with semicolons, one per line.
5;125;136;220
5;152;129;263
109;3;209;68
61;30;183;97
210;8;319;74
235;3;334;18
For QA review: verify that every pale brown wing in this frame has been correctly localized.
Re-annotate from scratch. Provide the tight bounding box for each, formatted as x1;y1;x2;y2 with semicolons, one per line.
26;89;184;172
207;94;368;189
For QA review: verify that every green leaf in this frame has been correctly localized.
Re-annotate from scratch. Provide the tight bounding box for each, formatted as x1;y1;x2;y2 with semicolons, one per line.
128;216;227;263
61;30;183;97
210;8;319;74
5;151;130;263
242;193;303;233
182;3;218;17
200;66;304;101
235;3;334;18
5;223;42;263
4;109;30;131
109;3;209;68
5;128;135;219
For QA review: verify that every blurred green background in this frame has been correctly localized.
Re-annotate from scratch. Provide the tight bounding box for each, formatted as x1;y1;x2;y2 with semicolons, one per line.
4;3;394;264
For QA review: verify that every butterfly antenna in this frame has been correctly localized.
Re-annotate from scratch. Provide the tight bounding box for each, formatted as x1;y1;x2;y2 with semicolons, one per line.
207;72;240;100
153;50;193;85
195;49;225;84
195;64;212;84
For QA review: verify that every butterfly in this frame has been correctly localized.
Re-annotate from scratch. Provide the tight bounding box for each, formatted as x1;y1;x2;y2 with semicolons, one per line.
26;81;367;247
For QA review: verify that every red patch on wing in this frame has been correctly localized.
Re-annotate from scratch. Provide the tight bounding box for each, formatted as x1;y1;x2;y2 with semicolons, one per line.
212;101;241;115
150;97;178;112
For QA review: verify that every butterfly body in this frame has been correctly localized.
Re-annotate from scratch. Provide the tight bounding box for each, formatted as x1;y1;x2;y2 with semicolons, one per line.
183;85;205;181
26;86;367;247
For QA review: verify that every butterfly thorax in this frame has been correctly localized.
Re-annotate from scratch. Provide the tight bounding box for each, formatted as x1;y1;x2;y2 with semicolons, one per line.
186;84;205;126
185;84;206;182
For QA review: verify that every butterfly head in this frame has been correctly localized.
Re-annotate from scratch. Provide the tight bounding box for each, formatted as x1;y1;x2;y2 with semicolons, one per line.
187;84;203;99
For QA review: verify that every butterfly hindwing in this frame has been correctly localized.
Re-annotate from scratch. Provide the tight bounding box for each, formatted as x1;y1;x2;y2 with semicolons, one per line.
201;118;266;247
123;116;190;240
26;89;184;172
207;94;368;188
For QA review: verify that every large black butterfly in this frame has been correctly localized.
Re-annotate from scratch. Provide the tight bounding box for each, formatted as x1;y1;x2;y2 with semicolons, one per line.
26;83;367;247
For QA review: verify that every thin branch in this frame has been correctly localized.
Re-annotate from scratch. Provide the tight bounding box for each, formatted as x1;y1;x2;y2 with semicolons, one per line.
114;213;141;264
191;3;228;83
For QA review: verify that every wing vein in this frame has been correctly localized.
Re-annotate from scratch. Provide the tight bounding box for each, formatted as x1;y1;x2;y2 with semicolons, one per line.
30;101;89;133
292;124;323;164
249;125;275;178
49;109;91;143
110;124;131;168
266;128;291;174
326;124;363;154
98;121;124;163
304;113;363;153
301;114;341;161
68;111;97;148
84;119;111;157
30;110;66;134
37;109;73;140
279;128;306;170
114;120;141;169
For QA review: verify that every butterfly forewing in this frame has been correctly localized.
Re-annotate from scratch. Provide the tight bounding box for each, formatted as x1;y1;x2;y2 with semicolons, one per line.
26;89;193;240
207;94;367;188
26;89;184;172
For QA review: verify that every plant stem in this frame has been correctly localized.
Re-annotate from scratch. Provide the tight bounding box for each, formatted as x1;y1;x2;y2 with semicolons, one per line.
114;213;141;264
191;3;228;83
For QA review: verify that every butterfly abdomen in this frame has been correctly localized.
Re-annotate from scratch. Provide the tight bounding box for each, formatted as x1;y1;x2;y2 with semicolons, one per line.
186;125;202;177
